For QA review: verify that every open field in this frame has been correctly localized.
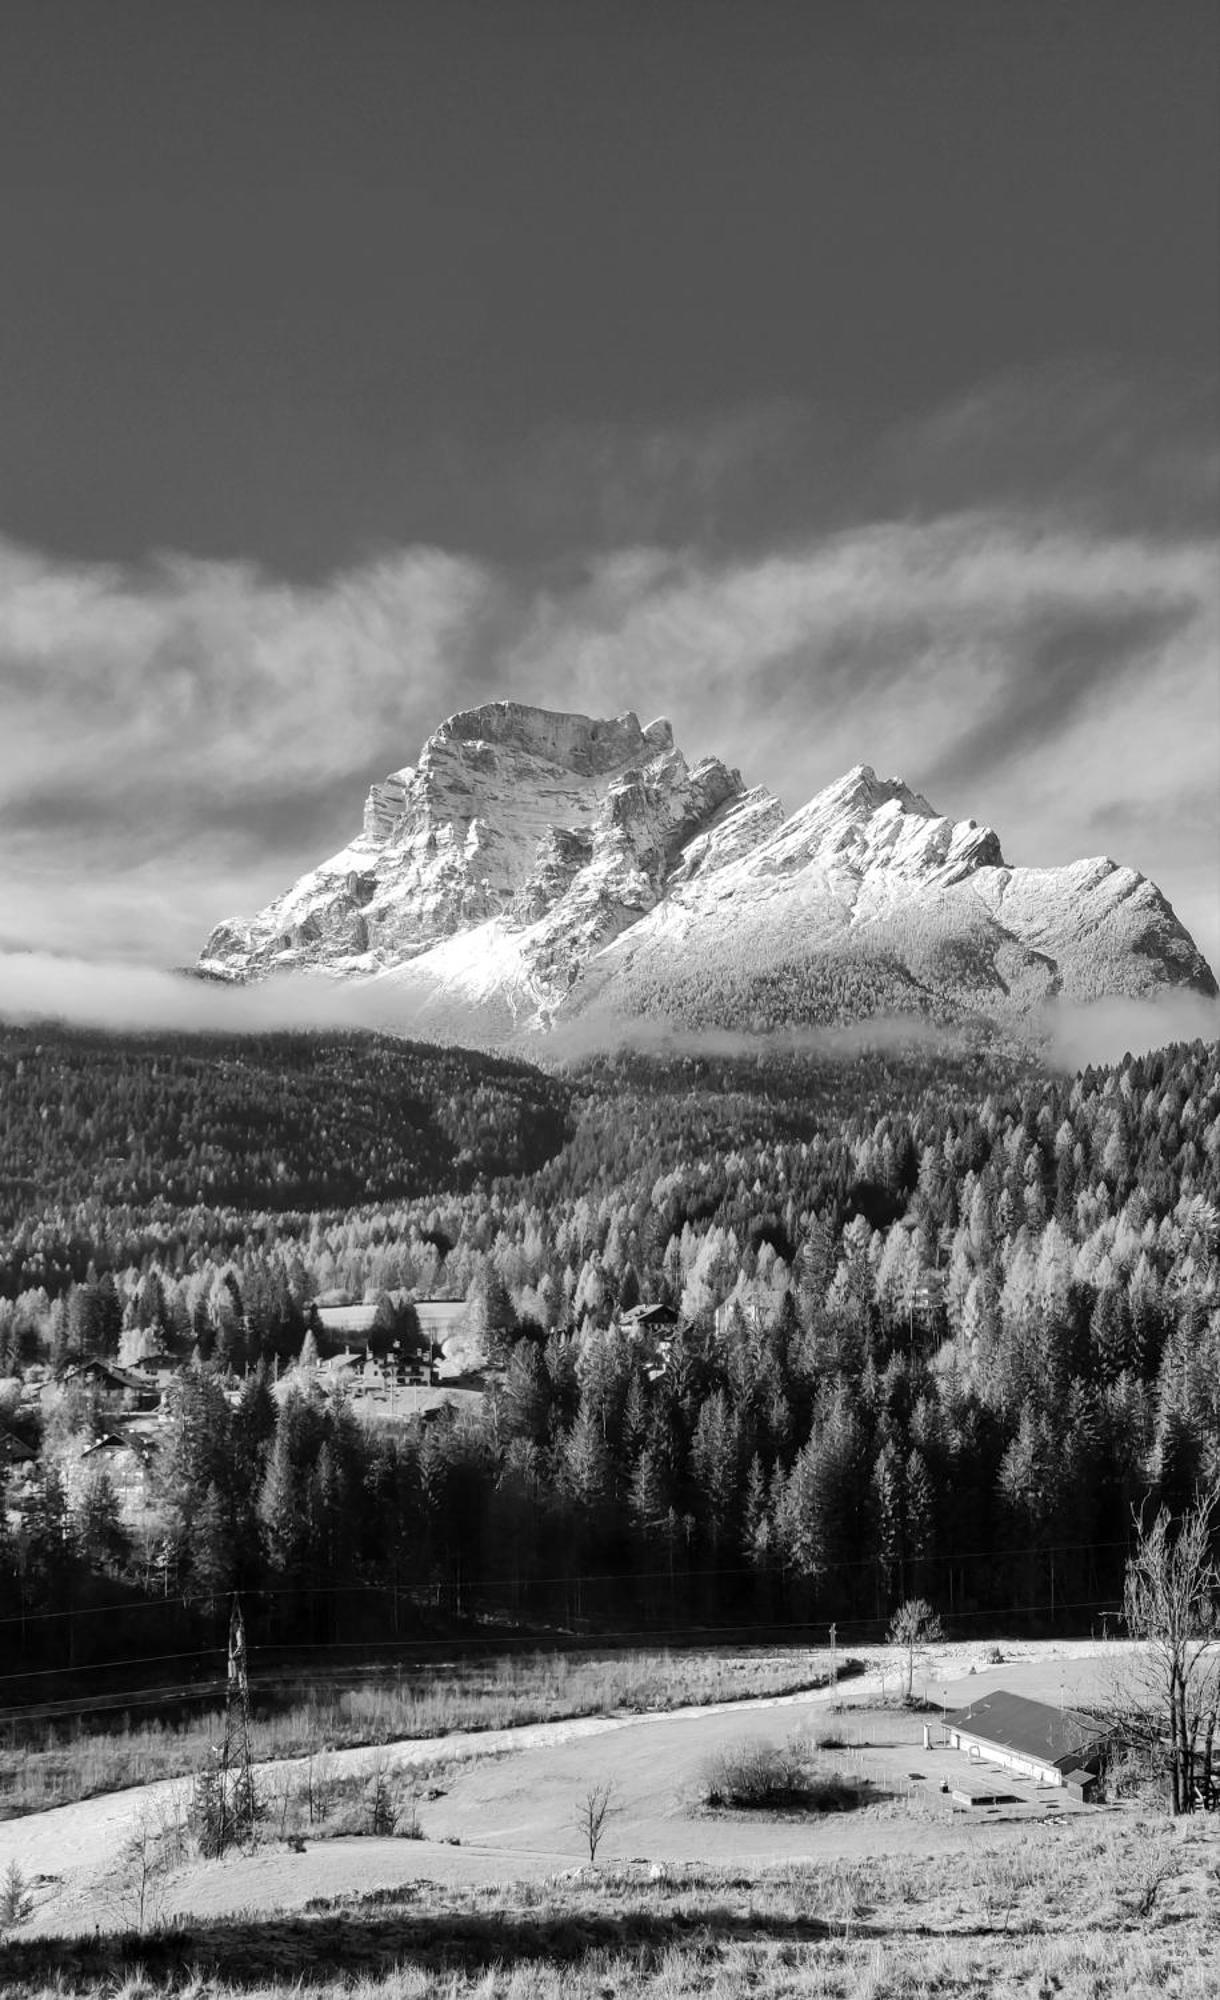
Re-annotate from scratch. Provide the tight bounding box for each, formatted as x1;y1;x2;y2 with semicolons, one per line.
0;1639;1161;1949
0;1645;849;1821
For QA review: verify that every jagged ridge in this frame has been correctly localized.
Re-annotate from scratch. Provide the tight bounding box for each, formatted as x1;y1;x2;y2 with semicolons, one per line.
200;702;1217;1036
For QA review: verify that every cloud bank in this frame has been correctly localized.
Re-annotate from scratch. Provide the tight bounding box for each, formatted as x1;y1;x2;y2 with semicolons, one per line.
3;950;1215;1083
0;372;1216;994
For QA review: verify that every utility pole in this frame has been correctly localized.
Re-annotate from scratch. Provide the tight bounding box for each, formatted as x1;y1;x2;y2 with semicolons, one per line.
218;1594;256;1852
829;1622;837;1704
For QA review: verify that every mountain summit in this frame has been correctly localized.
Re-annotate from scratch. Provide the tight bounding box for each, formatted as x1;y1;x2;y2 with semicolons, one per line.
199;702;1216;1036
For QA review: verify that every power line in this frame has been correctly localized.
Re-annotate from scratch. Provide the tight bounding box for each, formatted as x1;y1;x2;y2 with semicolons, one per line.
0;1595;1131;1730
0;1646;222;1687
0;1593;1130;1701
0;1536;1139;1630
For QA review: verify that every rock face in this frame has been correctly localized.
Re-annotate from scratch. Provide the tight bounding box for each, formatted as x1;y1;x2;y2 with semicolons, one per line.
199;702;1217;1037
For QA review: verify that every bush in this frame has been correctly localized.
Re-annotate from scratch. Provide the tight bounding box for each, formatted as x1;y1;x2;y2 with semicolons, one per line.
801;1773;866;1812
702;1737;806;1809
365;1764;400;1837
700;1736;872;1814
0;1860;33;1933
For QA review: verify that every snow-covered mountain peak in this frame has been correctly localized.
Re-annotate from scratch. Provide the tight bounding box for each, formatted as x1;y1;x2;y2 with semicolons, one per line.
200;705;754;993
429;701;671;775
733;761;1005;891
199;702;1216;1034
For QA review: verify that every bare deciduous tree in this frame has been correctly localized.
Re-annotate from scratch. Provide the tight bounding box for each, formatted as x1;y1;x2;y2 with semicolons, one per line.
887;1598;945;1704
1121;1487;1220;1814
107;1808;172;1933
574;1778;617;1864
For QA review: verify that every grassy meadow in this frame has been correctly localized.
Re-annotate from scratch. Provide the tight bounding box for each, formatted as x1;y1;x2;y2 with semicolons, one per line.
1;1821;1216;1998
0;1645;847;1818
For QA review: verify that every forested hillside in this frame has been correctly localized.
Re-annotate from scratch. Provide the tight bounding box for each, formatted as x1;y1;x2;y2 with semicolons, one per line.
0;1027;571;1220
0;1025;1217;1681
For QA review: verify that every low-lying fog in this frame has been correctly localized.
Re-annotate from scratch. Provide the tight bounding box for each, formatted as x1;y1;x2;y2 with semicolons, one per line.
2;947;1217;1072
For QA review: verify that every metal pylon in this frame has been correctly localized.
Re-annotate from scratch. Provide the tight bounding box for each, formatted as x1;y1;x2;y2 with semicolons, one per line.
218;1594;255;1850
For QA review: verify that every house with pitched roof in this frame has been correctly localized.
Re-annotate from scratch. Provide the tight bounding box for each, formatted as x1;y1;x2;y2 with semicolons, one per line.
944;1689;1111;1791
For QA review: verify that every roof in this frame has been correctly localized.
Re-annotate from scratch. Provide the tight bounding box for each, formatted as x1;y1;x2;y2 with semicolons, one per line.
0;1428;35;1463
946;1690;1108;1770
65;1360;150;1390
314;1304;380;1335
621;1303;678;1327
81;1431;154;1461
414;1300;469;1329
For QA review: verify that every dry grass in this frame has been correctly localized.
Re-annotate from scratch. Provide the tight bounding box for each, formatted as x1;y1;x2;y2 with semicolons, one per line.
0;1647;849;1820
1;1817;1216;1997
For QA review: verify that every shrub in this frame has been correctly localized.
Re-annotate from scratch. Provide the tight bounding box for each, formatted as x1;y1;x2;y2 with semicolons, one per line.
701;1736;872;1813
702;1737;813;1809
801;1773;866;1812
0;1860;33;1933
365;1761;400;1836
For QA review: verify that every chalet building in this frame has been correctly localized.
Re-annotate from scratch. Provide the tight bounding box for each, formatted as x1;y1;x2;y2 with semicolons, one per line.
73;1431;160;1529
620;1303;679;1332
62;1358;161;1411
944;1690;1110;1793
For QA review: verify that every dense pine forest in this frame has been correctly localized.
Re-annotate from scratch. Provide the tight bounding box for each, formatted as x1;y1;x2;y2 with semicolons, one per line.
1;1021;1217;1691
0;1028;570;1220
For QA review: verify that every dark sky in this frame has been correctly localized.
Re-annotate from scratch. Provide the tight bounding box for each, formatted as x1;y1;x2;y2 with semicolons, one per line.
1;0;1215;572
0;0;1216;987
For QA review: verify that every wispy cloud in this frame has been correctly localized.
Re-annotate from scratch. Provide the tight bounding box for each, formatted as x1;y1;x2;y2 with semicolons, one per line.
0;372;1216;993
4;950;1214;1079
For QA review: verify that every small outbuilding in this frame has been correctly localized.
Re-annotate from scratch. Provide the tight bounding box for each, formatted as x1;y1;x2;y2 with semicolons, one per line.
944;1690;1110;1790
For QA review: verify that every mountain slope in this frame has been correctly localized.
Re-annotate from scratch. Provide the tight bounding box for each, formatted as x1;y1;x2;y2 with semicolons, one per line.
199;702;1216;1036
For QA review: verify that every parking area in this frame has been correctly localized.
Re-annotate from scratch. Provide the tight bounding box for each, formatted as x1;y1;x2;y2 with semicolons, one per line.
797;1709;1100;1820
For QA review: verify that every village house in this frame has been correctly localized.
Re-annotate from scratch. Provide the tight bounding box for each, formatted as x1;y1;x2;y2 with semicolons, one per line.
62;1358;161;1412
70;1429;161;1531
312;1297;433;1376
0;1426;35;1471
620;1302;679;1332
130;1350;181;1393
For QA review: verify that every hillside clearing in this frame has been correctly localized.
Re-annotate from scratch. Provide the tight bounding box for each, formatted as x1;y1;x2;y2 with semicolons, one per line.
0;1640;1150;1942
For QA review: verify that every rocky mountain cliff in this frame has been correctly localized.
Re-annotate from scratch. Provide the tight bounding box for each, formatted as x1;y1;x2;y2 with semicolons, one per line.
199;702;1216;1038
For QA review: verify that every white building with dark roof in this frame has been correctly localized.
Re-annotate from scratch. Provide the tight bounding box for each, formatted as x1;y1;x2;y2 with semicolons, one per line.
944;1690;1111;1789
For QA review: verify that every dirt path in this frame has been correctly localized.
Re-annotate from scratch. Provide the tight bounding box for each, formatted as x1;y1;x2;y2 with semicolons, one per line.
1;1639;1139;1936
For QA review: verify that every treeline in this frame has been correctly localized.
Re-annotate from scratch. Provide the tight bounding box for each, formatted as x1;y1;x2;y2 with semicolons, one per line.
0;1030;1217;1675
